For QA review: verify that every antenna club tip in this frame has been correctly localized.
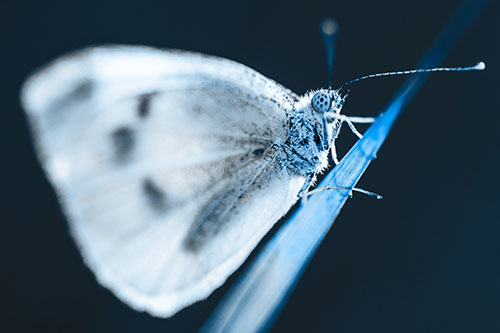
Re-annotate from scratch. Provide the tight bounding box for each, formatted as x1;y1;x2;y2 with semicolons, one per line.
320;17;338;36
476;61;486;70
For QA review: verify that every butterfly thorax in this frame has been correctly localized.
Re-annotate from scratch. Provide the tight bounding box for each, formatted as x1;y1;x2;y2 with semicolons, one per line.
282;97;341;177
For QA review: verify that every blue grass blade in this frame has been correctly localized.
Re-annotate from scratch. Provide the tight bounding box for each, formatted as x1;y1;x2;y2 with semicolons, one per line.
201;0;488;331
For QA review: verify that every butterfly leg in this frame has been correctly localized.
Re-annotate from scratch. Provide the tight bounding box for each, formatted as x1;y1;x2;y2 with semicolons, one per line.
347;116;376;123
297;173;316;199
301;185;382;204
325;112;368;139
340;115;364;139
341;116;379;159
330;142;339;165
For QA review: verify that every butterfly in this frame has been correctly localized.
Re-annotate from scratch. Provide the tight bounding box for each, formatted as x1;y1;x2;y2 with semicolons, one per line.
21;45;483;317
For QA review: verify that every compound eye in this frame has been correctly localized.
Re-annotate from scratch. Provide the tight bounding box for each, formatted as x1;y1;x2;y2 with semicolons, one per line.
311;91;332;113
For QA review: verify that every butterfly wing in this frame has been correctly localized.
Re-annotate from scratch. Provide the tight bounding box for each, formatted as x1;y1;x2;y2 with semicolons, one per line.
21;46;306;317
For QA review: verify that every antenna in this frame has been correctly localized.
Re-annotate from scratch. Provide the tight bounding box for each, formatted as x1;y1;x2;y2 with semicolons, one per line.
320;17;338;88
336;62;485;91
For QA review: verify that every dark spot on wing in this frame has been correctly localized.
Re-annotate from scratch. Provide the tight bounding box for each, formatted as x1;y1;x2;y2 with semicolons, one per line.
192;104;203;114
69;79;93;100
142;178;168;213
252;148;265;157
51;79;94;110
137;93;156;119
111;126;134;162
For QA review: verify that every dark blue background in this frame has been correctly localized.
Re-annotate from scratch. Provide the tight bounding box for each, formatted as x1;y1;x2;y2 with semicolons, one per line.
2;0;499;332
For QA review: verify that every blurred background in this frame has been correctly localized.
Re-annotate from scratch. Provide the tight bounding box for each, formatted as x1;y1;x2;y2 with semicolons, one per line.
2;0;499;332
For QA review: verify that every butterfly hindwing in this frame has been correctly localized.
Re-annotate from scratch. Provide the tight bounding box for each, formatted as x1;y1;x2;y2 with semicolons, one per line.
22;46;306;316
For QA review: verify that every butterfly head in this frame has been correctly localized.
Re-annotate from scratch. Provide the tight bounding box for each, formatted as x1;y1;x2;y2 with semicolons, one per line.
311;89;346;115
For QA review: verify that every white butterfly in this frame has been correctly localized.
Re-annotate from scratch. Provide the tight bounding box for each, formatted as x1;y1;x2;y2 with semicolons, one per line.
21;45;481;317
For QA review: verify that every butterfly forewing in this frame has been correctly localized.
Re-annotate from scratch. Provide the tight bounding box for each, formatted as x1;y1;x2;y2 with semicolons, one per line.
22;46;306;316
